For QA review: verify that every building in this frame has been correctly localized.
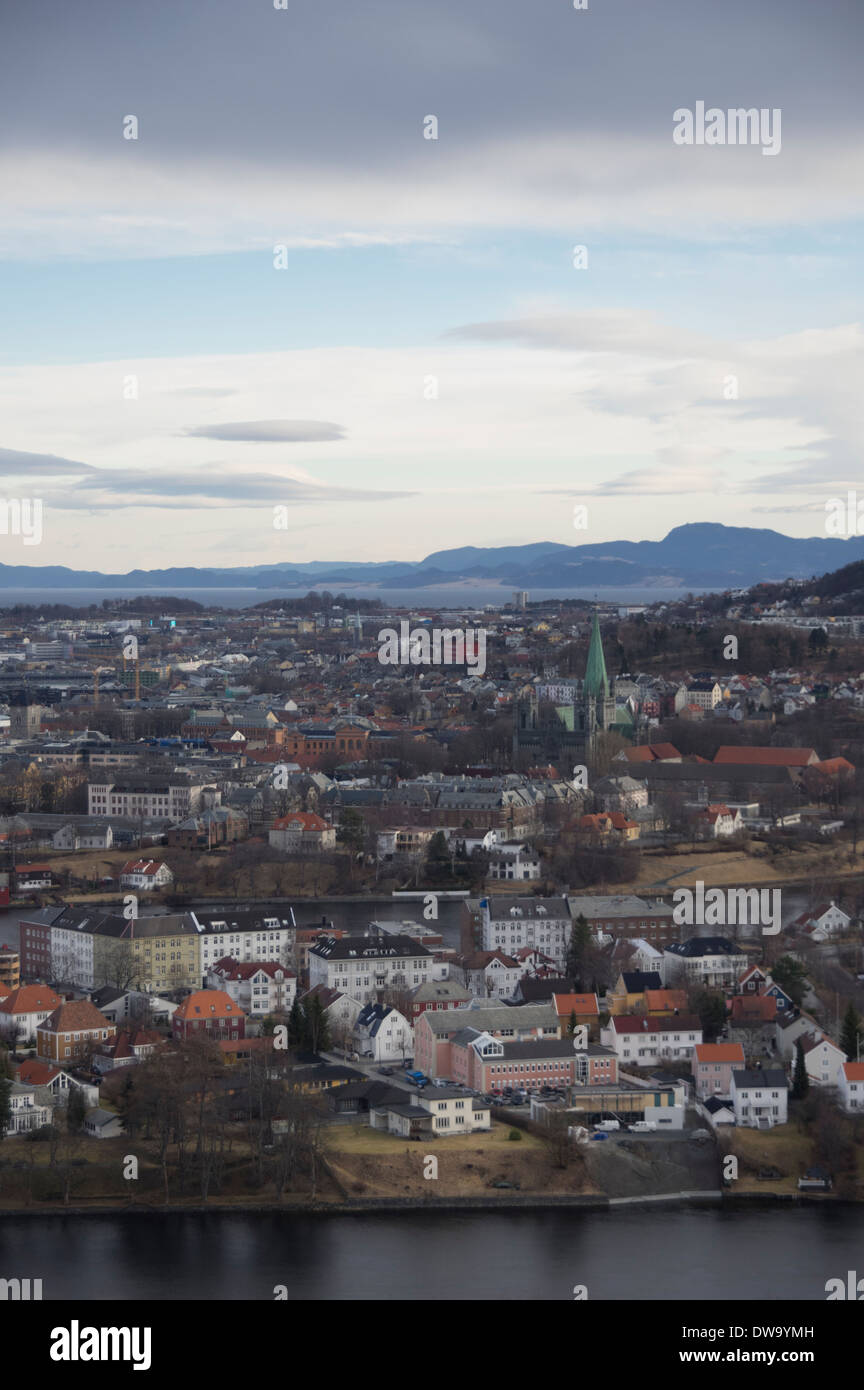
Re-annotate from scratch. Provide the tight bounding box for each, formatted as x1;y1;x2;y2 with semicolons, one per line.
838;1061;864;1113
0;943;20;990
268;812;336;853
800;1034;846;1086
172;989;246;1042
414;1002;560;1079
692;1042;746;1099
370;1087;491;1138
470;897;573;971
512;612;617;764
353;1001;413;1062
300;985;362;1049
0;984;63;1045
600;1014;703;1065
566;894;677;948
308;933;434;1004
406;978;472;1021
91;1028;163;1074
790;901;853;942
730;1068;789;1129
207;958;297;1016
87;775;212;821
607;970;663;1015
119;859;174;891
551;992;600;1033
37;999;116;1063
662;937;748;988
451;951;521;1001
6;1081;52;1134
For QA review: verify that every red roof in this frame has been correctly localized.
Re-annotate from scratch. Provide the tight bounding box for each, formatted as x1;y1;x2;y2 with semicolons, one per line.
0;984;62;1015
610;1014;701;1035
694;1043;745;1063
713;746;817;766
174;989;243;1021
271;812;330;832
552;992;599;1017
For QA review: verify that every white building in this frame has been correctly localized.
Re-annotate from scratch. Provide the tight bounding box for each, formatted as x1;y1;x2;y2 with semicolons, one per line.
353;1001;413;1062
479;898;571;971
191;909;295;976
663;937;748;988
207;959;297;1016
800;1034;846;1086
119;859;174;891
792;901;853;942
87;777;213;821
838;1062;864;1112
6;1082;52;1134
600;1014;703;1065
730;1068;788;1129
308;933;433;1004
487;843;542;881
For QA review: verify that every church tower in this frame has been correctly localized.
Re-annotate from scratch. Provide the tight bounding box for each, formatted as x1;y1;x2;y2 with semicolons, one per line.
583;610;616;746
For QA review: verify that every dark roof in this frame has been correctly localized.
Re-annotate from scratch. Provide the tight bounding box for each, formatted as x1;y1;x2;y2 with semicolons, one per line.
666;937;741;958
621;971;662;991
310;934;431;961
733;1068;788;1089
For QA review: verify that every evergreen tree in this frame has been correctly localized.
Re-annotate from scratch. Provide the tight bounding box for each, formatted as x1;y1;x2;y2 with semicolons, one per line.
66;1086;87;1134
287;997;304;1049
565;914;591;989
792;1038;809;1100
0;1074;10;1142
840;1002;863;1062
693;990;727;1043
567;1009;578;1037
769;955;808;1008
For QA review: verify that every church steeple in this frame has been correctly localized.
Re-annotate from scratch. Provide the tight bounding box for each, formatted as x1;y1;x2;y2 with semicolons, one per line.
584;610;609;701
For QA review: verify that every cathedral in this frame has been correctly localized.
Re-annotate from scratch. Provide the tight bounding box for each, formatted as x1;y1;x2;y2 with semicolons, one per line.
512;611;618;766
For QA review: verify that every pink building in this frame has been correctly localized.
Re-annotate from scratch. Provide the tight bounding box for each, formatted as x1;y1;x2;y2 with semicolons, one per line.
413;1003;560;1079
692;1042;745;1098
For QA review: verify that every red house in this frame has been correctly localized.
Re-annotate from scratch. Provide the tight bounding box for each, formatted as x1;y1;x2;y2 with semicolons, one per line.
172;989;246;1042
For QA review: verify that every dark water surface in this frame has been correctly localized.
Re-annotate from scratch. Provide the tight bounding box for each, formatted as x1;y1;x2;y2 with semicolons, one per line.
1;1206;861;1301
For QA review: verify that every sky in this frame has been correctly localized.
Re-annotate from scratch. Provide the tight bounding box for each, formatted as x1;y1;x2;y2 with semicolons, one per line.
0;0;862;572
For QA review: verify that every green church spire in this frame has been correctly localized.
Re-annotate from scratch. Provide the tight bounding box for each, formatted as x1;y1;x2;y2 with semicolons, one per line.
584;610;609;700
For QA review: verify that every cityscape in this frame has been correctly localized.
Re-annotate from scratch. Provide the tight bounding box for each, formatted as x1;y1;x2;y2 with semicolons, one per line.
1;0;862;1351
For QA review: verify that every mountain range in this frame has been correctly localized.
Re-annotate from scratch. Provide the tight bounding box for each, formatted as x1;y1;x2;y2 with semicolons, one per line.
2;524;862;593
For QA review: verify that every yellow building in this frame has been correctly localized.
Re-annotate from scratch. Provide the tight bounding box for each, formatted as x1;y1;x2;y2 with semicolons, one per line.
93;914;200;992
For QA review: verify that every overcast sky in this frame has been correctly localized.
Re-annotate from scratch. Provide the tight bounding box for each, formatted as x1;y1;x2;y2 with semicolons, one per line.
1;0;861;571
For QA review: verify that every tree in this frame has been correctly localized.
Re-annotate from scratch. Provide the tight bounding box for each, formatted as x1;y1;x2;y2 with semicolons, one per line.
692;990;727;1043
769;955;808;1008
336;809;365;852
66;1086;87;1135
0;1074;10;1142
565;913;591;989
792;1038;809;1100
840;1002;863;1062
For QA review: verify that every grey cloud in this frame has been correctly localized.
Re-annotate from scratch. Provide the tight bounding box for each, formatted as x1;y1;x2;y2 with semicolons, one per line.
447;311;720;359
43;468;413;510
0;447;95;477
182;421;345;442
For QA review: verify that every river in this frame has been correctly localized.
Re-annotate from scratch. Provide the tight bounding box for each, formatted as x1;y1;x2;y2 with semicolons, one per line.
0;1206;859;1300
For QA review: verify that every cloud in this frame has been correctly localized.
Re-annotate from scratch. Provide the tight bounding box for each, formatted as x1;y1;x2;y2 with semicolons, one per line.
0;447;95;477
38;466;415;511
182;420;345;443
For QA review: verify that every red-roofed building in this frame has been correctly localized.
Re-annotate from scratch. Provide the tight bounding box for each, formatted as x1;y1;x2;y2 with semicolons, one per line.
208;957;297;1015
173;989;246;1041
839;1061;864;1112
0;984;63;1045
713;746;818;767
552;992;600;1029
729;995;778;1025
791;900;852;941
615;743;682;764
119;859;174;890
92;1027;164;1073
692;1042;746;1098
37;999;116;1063
268;811;336;853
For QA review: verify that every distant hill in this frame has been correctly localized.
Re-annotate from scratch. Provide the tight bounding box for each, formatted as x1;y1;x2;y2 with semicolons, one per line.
1;523;863;593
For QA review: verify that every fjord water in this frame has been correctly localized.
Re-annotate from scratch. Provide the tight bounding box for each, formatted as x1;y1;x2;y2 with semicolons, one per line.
2;1206;860;1301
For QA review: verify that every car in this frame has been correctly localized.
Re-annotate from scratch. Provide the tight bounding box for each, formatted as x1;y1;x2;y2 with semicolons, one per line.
589;1132;609;1141
379;1067;394;1077
628;1121;657;1132
689;1128;713;1142
594;1120;620;1132
431;1078;451;1088
489;1180;521;1189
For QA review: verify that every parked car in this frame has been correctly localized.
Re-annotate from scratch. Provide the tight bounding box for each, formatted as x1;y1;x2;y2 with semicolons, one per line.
431;1078;451;1088
689;1128;713;1142
629;1121;657;1132
594;1120;620;1132
379;1067;394;1076
589;1132;609;1141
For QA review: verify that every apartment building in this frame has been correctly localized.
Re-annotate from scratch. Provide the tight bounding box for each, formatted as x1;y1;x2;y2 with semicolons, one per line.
308;933;434;1004
600;1014;704;1064
87;775;213;821
469;897;573;971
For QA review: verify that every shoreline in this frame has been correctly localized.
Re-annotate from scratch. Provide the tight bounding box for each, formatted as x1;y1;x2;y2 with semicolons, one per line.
0;1190;850;1218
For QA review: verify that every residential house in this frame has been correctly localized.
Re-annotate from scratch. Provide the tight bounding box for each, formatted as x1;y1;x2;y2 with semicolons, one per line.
838;1061;864;1113
790;901;853;942
730;1068;789;1129
0;984;63;1045
692;1042;746;1099
353;1001;413;1062
268;811;336;853
172;989;246;1042
37;1000;116;1064
6;1081;52;1134
119;859;174;891
405;978;472;1022
607;971;663;1015
800;1034;846;1086
600;1014;703;1065
207;958;297;1016
663;937;748;989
